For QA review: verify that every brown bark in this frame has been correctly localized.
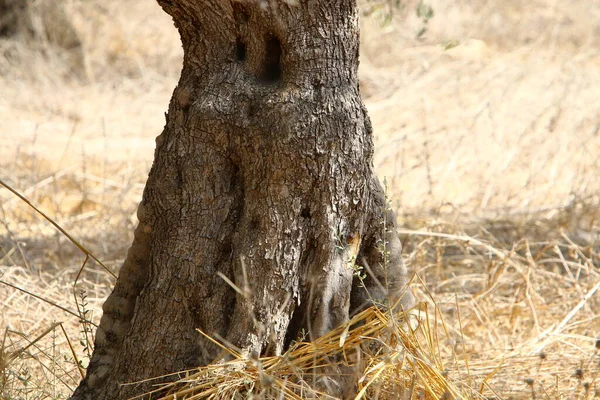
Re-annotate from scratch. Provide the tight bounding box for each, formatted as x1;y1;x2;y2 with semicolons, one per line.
71;1;413;399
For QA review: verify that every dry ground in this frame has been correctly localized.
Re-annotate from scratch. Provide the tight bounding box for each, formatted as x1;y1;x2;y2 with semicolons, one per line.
1;0;600;398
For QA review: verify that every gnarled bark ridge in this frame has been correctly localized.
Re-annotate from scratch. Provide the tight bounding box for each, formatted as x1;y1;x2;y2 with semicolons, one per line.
71;1;413;399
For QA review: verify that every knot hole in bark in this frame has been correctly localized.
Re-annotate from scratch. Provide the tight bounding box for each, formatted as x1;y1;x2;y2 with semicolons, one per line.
260;34;281;84
232;2;281;85
300;207;311;219
233;3;248;62
235;34;282;84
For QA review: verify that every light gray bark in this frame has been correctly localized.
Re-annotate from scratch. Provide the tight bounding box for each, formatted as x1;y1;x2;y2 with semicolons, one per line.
71;1;413;399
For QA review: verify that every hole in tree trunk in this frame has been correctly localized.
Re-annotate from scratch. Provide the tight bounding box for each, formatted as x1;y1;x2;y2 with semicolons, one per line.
235;37;247;62
233;3;248;63
300;207;311;219
260;34;281;84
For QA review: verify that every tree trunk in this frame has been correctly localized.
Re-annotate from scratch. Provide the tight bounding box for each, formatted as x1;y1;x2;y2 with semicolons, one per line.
71;1;413;399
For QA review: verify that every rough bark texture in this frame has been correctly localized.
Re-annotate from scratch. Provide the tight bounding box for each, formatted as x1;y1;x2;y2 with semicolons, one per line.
71;1;413;399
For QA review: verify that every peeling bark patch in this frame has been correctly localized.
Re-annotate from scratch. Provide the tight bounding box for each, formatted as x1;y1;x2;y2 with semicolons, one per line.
260;35;281;84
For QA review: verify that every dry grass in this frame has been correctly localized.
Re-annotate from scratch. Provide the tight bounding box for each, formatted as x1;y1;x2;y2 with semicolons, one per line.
132;307;460;400
1;0;599;398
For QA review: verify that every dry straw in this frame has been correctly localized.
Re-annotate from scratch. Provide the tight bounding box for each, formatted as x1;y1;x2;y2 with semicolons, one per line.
134;305;462;400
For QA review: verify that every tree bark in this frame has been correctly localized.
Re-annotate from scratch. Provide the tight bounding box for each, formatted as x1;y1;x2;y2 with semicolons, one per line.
71;1;413;399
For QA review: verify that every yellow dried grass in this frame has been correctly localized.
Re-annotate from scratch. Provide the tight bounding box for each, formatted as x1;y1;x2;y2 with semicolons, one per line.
134;305;463;400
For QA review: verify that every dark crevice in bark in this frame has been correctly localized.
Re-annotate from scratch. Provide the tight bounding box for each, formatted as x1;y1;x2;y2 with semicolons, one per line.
300;206;311;219
259;34;281;84
283;302;303;349
220;241;233;259
233;2;248;63
235;37;247;62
